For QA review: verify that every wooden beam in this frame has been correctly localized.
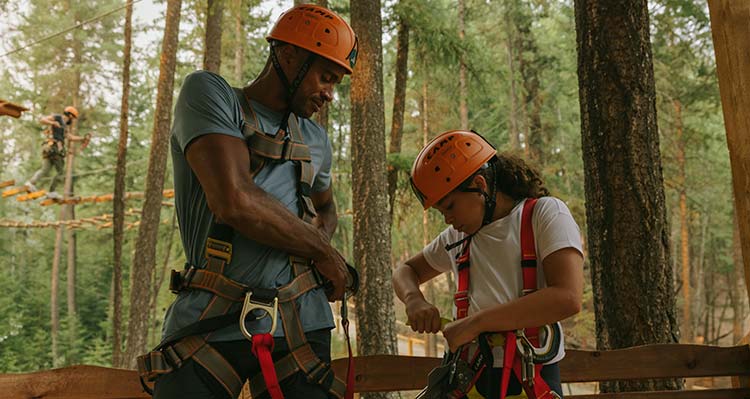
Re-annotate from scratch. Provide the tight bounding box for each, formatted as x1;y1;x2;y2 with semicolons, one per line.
569;389;750;399
0;364;148;398
2;345;749;397
708;0;750;305
0;100;29;118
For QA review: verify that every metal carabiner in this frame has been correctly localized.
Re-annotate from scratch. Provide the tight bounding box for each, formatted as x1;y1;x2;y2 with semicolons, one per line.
515;325;558;363
239;291;278;340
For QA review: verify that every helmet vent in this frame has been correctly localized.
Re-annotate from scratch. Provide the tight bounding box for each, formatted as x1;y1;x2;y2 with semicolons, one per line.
434;166;440;172
446;177;451;182
325;28;331;33
316;42;322;47
466;142;471;146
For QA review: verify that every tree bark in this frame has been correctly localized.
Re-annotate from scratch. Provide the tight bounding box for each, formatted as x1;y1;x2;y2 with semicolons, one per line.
123;0;182;369
112;0;133;367
233;0;244;84
575;0;681;392
387;16;409;219
204;0;223;73
350;1;398;398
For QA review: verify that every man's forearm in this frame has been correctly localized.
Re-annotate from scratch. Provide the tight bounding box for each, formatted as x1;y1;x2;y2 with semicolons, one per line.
314;200;337;240
218;183;334;262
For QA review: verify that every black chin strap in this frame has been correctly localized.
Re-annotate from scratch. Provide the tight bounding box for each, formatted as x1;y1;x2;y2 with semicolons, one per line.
460;162;497;227
269;45;317;131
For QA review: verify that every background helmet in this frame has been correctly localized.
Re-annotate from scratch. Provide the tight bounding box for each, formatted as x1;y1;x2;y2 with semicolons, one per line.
267;4;358;74
410;130;497;209
63;106;79;119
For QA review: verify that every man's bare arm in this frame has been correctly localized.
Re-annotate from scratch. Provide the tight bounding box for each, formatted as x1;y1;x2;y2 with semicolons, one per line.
311;187;337;240
186;133;348;299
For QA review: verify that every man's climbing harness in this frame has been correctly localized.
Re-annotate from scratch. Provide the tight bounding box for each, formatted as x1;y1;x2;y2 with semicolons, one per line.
417;198;562;399
137;89;358;399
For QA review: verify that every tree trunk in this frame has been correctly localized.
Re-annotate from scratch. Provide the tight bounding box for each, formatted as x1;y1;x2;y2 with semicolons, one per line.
314;0;330;130
204;0;223;73
51;223;63;366
233;0;244;84
387;16;409;219
515;0;544;165
505;12;520;152
674;99;691;342
123;0;182;369
575;0;681;392
458;0;468;130
350;1;398;398
733;216;746;343
112;0;133;367
707;0;750;308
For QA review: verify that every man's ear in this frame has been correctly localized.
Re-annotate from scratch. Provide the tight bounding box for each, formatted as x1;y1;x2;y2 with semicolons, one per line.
275;43;303;66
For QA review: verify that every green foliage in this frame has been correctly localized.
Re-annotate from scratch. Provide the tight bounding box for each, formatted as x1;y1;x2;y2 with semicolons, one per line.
0;0;741;374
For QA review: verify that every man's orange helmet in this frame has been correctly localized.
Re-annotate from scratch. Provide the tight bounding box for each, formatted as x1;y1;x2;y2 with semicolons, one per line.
410;130;497;209
267;4;358;74
63;106;79;119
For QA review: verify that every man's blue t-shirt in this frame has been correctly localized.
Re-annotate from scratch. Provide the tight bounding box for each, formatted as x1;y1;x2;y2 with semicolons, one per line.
162;70;335;342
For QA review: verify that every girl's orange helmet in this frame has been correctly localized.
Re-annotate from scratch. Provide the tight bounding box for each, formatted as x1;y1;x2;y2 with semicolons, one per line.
267;4;358;74
410;130;497;209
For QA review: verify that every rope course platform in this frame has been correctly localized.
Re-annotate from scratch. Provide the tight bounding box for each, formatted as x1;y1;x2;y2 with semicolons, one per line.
1;186;175;205
0;207;174;230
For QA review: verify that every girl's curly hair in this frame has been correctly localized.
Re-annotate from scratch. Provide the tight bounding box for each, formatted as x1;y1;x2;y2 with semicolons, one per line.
474;153;550;200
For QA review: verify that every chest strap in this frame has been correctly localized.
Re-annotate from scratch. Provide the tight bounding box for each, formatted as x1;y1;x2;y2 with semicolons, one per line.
450;198;559;399
234;87;317;225
138;90;354;399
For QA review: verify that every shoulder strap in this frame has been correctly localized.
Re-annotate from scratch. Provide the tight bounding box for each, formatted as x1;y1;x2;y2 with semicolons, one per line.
520;198;538;296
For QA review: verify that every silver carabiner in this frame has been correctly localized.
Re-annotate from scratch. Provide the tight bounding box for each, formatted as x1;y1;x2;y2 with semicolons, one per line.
239;291;278;340
515;325;559;362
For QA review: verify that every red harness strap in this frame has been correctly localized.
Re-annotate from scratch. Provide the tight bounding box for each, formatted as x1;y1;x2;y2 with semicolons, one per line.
252;334;284;399
454;198;557;399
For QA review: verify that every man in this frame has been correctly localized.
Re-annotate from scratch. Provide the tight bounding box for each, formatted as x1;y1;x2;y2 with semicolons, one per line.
140;5;358;399
26;106;88;199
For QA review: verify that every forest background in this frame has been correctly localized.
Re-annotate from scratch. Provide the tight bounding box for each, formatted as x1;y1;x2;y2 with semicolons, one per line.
0;0;745;385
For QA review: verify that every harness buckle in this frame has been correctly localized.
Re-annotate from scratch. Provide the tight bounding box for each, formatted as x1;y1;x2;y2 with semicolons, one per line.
169;266;196;294
240;291;279;340
206;238;232;262
280;135;293;160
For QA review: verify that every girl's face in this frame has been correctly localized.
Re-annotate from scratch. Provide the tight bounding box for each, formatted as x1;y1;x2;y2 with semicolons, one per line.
433;176;487;235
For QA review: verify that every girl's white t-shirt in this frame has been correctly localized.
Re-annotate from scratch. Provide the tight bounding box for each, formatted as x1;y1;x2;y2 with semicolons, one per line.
422;197;583;366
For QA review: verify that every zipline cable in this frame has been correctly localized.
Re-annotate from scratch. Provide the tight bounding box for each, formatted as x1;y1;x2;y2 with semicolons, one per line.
0;0;143;58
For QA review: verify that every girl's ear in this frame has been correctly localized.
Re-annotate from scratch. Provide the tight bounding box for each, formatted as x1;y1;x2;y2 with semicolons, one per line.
473;174;488;191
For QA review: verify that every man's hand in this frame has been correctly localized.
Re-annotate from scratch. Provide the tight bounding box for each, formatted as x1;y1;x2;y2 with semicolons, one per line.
52;121;61;128
313;247;348;301
405;297;441;334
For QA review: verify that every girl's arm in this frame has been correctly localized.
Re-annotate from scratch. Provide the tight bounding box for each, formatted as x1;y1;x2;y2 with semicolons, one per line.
393;252;445;334
443;247;583;350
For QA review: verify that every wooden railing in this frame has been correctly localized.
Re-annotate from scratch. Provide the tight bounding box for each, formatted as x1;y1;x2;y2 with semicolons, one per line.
2;343;749;398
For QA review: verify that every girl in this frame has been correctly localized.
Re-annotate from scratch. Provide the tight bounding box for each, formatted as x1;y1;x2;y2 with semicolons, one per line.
393;130;584;398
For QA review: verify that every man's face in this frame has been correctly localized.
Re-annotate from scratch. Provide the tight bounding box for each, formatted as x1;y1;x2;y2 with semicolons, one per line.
289;56;347;118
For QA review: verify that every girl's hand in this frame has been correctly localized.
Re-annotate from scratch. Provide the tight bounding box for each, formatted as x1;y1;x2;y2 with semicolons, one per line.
405;297;441;334
442;316;481;352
